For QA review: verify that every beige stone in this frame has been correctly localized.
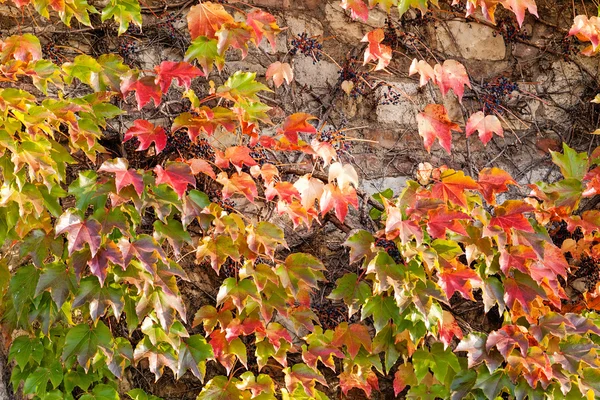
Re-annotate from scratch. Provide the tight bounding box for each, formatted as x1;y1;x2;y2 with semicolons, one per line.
435;20;506;61
324;3;387;43
293;57;340;88
286;14;324;38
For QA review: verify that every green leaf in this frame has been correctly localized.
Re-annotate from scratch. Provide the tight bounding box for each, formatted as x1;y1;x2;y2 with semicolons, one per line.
372;323;402;373
217;71;271;103
68;171;109;211
101;0;142;35
128;388;163;400
80;384;120;400
450;369;477;400
473;367;513;399
550;143;588;180
62;322;113;370
361;295;401;333
343;230;375;264
184;36;224;76
412;343;460;384
328;272;371;316
9;335;44;369
177;334;213;380
153;218;192;256
35;261;76;308
196;375;241;400
276;253;326;297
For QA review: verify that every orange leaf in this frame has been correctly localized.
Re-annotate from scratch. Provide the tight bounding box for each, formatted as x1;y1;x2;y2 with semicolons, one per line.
281;113;317;144
431;169;479;208
320;183;358;223
569;15;600;51
489;200;534;234
438;265;482;300
216;171;258;202
361;29;392;71
186;158;216;179
187;2;234;40
433;60;471;103
246;10;281;50
478;167;517;204
154;61;203;93
417;104;462;153
409;59;435;86
340;0;369;21
121;75;162;110
266;61;294;87
466;111;504;145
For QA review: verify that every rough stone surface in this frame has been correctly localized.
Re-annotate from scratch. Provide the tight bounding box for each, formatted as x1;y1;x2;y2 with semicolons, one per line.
434;21;506;61
293;57;340;88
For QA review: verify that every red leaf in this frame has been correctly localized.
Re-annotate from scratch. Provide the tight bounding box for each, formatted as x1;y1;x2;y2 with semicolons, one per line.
319;184;358;223
154;162;196;198
417;104;462;153
99;158;145;196
478;167;517;204
489;200;534;234
285;364;327;398
186;158;216;179
331;322;372;359
187;2;234;40
432;169;479;208
216;171;258;202
0;34;42;62
409;59;435;86
500;0;538;27
154;61;203;93
88;242;124;286
281;113;317;144
214;146;257;172
486;325;530;358
503;272;547;314
393;364;417;396
246;10;281;50
124;120;167;153
438;265;482;300
385;201;423;245
361;29;392;71
438;310;463;348
265;181;300;203
121;75;162;109
466;111;504;145
499;245;537;275
340;0;369;21
55;210;101;257
426;207;470;239
433;60;471;102
216;22;254;58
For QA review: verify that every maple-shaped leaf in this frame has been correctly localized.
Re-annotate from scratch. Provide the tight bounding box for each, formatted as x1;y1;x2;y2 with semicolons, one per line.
328;162;359;190
331;322;372;359
35;262;75;308
216;171;258;202
62;322;112;371
196;375;241;400
154;162;196;198
466;111;504;145
384;201;424;245
284;363;328;398
550;143;589;181
101;0;142;35
438;310;463;348
329;273;371;317
294;174;325;209
88;242;125;285
184;37;224;75
217;71;270;103
503;271;547;314
478;167;517;204
246;10;281;50
500;0;538;27
433;60;471;102
123;120;167;153
214;146;257;172
121;75;162;109
409;58;436;86
133;337;177;381
0;34;42;63
499;245;537;275
426;206;470;239
438;265;482;300
455;333;503;370
344;230;375;264
302;327;344;371
361;295;401;333
569;15;600;51
432;168;479;208
176;335;213;381
276;253;326;297
186;159;216;180
489;200;534;234
216;22;255;57
341;0;369;21
320;183;358;222
362;29;392;71
486;325;529;359
417;104;462;153
154;61;203;93
119;235;167;274
394;363;418;396
187;2;234;39
473;367;514;399
280;113;317;144
209;329;247;374
266;61;294;87
196;234;240;274
72;277;124;321
310;139;337;167
55;210;101;257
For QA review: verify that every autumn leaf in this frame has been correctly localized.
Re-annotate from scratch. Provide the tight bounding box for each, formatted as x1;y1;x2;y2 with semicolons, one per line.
310;139;337;166
154;163;196;198
466;111;504;145
186;159;216;179
320;183;358;222
154;61;203;93
550;143;589;181
214;146;257;172
394;363;418;396
266;61;293;87
97;158;144;197
438;310;463;348
417;104;462;153
340;0;369;21
478;167;517;204
0;34;42;63
331;322;372;358
503;271;547;314
276;253;326;297
362;29;392;71
431;169;479;208
55;210;101;257
438;264;482;300
124;120;167;153
121;75;162;109
216;22;255;58
328;162;359;190
384;201;424;245
426;206;470;239
569;15;600;51
284;363;328;398
294;174;325;209
280;113;317;144
216;171;258;202
432;60;471;103
409;59;435;86
246;10;281;50
187;2;234;40
246;221;287;260
488;200;534;234
500;0;538;27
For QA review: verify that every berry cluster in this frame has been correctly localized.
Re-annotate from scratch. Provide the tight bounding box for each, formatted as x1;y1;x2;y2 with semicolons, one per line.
379;86;405;106
118;38;137;63
493;16;528;43
318;127;351;152
290;32;323;63
480;77;519;114
338;59;369;98
126;24;142;35
220;258;239;278
158;12;182;41
42;42;61;64
450;1;466;13
249;144;268;166
558;36;577;60
375;238;402;264
164;130;215;160
312;300;348;330
574;256;600;292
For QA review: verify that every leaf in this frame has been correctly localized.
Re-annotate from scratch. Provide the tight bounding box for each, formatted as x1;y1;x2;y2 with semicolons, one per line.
215;146;258;172
500;0;538;27
0;34;42;63
176;335;213;380
329;273;371;317
489;200;534;233
328;162;359;190
432;169;479;208
217;71;270;103
362;29;392;71
478;167;517;204
55;210;101;257
209;330;247;374
216;171;257;202
331;322;372;359
187;2;234;39
101;0;142;35
280;113;317;144
294;174;325;209
417;104;462;153
247;221;287;260
456;333;502;370
284;363;328;398
409;59;436;86
438;265;482;300
99;158;144;196
121;75;162;109
154;61;203;93
184;37;224;75
276;253;326;297
246;10;281;50
426;207;470;239
438;310;463;348
394;363;418;396
550;142;589;180
503;271;547;314
216;22;255;57
466;111;504;145
344;230;375;264
196;375;241;400
266;61;294;87
133;337;177;381
320;183;358;222
433;60;471;103
154;162;196;198
302;327;345;371
153;218;192;257
569;15;600;51
473;367;513;398
35;261;75;307
412;343;461;383
361;295;401;332
124;120;167;153
62;322;112;371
